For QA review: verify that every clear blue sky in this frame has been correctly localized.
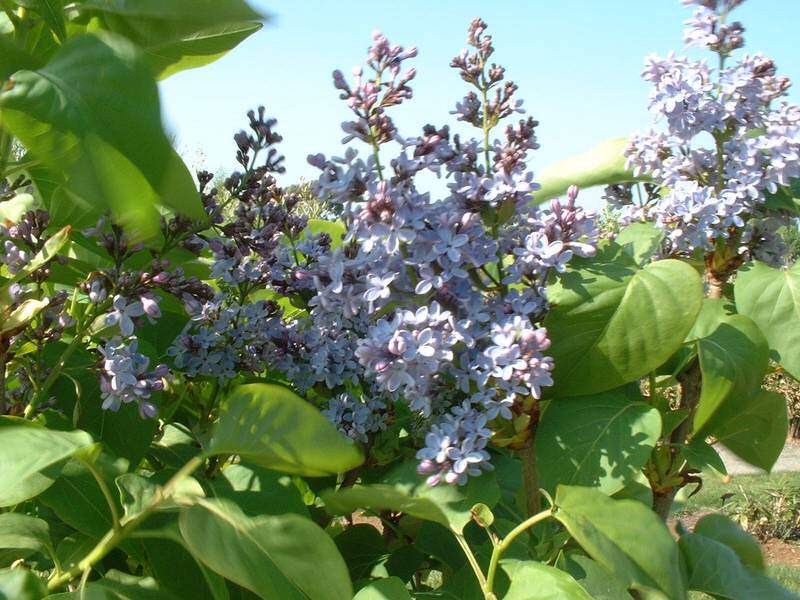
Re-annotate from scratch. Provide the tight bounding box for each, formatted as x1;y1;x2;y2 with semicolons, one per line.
159;0;800;208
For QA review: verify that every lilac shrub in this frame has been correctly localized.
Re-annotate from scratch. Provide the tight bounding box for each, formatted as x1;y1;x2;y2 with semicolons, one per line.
0;19;604;490
619;0;799;273
307;20;599;485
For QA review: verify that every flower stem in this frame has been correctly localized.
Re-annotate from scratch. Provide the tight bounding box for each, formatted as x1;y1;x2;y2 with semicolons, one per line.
454;532;487;590
518;435;541;517
82;460;121;532
653;358;702;520
484;507;554;596
46;455;204;591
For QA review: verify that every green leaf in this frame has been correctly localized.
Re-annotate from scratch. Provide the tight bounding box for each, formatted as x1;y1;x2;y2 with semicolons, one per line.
613;222;664;266
54;534;96;574
31;0;67;42
713;390;788;471
77;383;158;467
0;33;203;236
146;22;262;79
384;545;425;584
180;498;352;600
559;554;635;600
693;514;764;572
0;514;53;560
46;570;178;599
535;138;641;203
55;134;162;240
735;260;800;379
116;472;203;522
554;485;685;599
322;461;500;533
323;485;448;529
0;34;44;80
39;456;125;538
501;560;593;600
544;257;703;396
148;423;198;469
684;297;734;343
680;532;796;599
680;439;727;478
334;524;387;582
132;516;229;600
352;577;411;600
207;463;308;518
0;568;46;600
1;299;48;333
207;384;363;477
537;391;661;495
0;418;93;506
305;219;346;249
693;314;769;436
75;0;262;44
764;185;800;215
612;471;653;507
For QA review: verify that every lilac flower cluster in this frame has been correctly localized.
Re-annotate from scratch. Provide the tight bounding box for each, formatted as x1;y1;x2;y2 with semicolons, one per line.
167;109;364;393
323;392;388;443
623;0;799;263
307;19;598;484
0;210;61;281
0;211;75;411
98;337;167;418
79;221;188;419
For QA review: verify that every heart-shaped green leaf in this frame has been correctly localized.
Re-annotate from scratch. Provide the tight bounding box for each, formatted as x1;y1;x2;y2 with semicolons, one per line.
322;461;500;533
0;513;53;560
353;577;412;600
613;222;665;266
146;22;262;79
735;260;800;380
712;390;788;471
545;256;703;396
537;391;661;495
680;532;795;599
502;560;594;600
0;568;46;600
693;514;764;572
0;33;203;237
693;314;769;436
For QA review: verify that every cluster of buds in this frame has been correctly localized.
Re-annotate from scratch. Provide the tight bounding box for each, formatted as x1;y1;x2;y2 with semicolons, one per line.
334;31;417;147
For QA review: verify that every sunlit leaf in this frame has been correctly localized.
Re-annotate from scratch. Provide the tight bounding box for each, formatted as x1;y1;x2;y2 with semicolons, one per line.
207;384;363;477
555;485;684;599
735;260;800;379
535;138;641;203
545;255;703;396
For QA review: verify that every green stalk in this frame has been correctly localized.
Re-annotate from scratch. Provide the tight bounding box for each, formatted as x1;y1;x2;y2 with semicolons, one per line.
47;455;204;591
518;440;541;517
82;460;121;532
454;532;487;590
483;508;554;596
482;87;491;174
24;320;90;418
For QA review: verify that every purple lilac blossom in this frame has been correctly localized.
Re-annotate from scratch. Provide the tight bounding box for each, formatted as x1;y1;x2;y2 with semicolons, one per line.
307;20;599;485
624;0;799;264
